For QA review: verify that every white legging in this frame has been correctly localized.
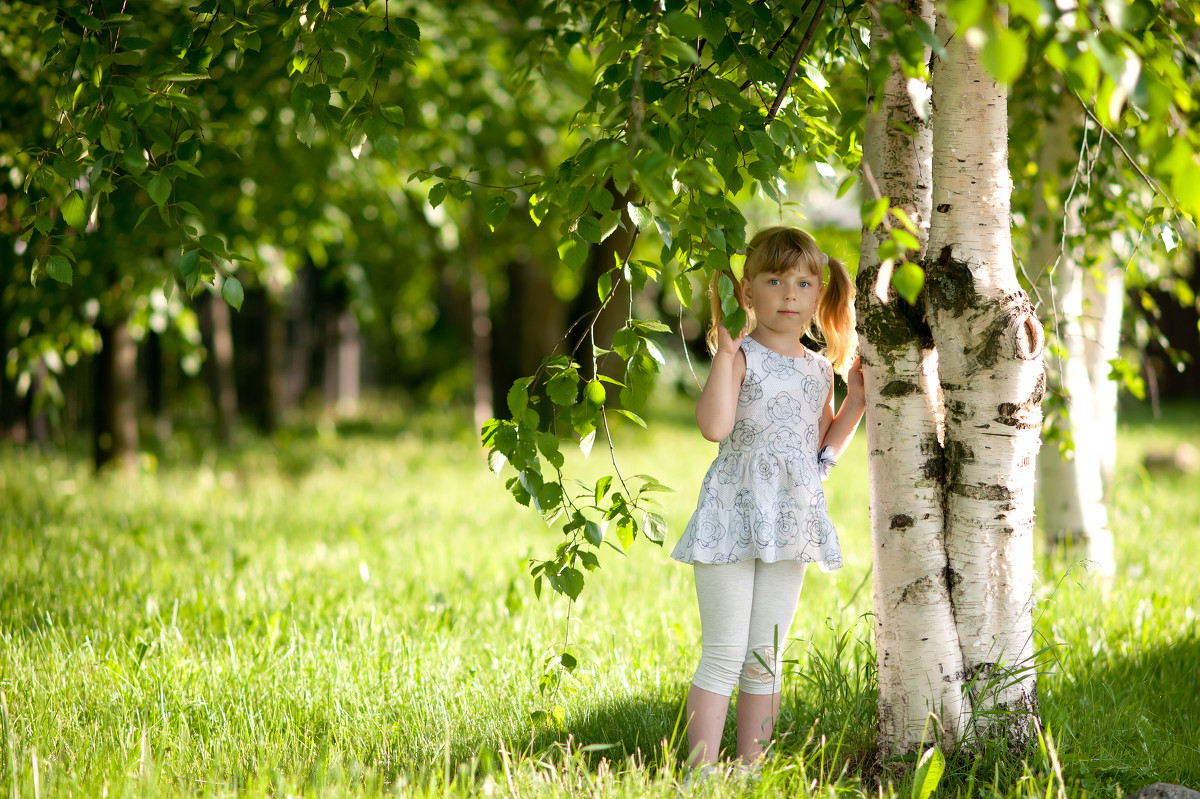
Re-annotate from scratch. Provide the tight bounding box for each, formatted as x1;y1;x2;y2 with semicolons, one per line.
691;559;807;696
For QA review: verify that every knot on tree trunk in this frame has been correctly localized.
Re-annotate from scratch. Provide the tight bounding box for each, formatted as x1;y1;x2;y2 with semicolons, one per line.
1012;311;1044;360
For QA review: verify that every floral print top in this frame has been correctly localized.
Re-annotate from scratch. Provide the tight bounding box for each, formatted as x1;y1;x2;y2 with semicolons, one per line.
671;336;843;570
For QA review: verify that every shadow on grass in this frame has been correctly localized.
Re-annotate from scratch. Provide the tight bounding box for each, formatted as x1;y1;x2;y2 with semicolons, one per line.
1043;630;1200;793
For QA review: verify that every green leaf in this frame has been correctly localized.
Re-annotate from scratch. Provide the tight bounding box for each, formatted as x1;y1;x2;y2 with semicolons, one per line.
892;261;925;305
45;255;73;285
221;276;244;312
373;133;400;165
912;746;945;799
178;248;200;278
61;191;89;231
296;112;318;147
124;147;148;175
428;182;447;209
613;409;646;428
380;104;406;125
612;326;639;360
864;197;889;230
979;26;1027;85
547;370;580;406
507;378;531;418
483;193;513;231
584;521;605;546
170;24;193;56
643;512;668;543
585;380;606;406
147;175;171;208
558;236;589;271
560;652;577;671
594;475;612;504
627;203;653;230
558;567;584;600
615;518;635;550
537;432;564;469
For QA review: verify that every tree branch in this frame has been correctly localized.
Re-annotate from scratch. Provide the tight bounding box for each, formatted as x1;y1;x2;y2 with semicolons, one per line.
767;0;828;122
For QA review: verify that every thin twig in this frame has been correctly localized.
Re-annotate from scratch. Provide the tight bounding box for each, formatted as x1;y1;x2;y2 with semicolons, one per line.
1070;89;1163;198
766;0;828;122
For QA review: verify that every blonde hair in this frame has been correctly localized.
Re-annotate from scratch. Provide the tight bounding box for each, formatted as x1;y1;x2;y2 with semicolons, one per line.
706;226;858;375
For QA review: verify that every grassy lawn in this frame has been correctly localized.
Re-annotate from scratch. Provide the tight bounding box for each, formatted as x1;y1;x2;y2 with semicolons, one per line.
1;396;1197;797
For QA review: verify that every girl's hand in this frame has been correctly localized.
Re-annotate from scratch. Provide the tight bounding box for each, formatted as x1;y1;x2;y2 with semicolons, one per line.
715;320;747;356
845;356;865;403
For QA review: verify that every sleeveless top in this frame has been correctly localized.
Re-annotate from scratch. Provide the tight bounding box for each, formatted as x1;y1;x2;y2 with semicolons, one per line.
671;336;843;571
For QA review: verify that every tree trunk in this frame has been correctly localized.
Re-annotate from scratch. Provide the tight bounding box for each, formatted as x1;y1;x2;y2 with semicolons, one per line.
205;284;238;446
491;257;567;419
925;12;1043;744
471;268;493;433
144;331;173;443
1030;96;1114;574
322;306;360;417
94;317;139;473
858;0;966;753
1082;262;1125;490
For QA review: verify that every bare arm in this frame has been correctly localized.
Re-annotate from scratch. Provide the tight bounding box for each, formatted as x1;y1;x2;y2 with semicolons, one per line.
695;326;747;442
817;357;865;458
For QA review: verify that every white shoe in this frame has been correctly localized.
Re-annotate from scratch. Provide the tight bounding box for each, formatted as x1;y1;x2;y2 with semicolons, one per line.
681;763;727;790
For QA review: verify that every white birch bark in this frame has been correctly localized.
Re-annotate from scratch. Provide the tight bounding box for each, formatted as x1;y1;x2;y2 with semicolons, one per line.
1029;97;1115;575
858;0;965;753
925;13;1042;743
1082;263;1125;490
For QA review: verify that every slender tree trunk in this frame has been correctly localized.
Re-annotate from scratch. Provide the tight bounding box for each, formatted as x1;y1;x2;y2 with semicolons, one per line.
1082;263;1125;490
471;269;493;432
322;306;360;417
93;317;139;473
205;285;238;446
859;0;965;753
144;331;173;443
925;12;1043;744
1030;96;1114;573
0;320;17;441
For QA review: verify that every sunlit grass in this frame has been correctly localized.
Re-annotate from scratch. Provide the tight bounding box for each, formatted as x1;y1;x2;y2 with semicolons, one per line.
1;396;1196;796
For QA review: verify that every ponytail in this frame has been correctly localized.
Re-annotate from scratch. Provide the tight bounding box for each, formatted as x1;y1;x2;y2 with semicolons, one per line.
816;256;858;375
705;269;746;355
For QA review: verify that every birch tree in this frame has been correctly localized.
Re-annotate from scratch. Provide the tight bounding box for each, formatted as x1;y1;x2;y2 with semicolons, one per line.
857;0;967;753
1028;94;1115;574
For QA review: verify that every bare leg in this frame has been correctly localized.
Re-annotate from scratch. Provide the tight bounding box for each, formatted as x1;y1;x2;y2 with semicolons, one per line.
736;690;780;761
686;684;731;767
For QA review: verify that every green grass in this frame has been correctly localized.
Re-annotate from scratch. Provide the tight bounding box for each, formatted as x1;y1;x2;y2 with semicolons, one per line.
1;396;1197;797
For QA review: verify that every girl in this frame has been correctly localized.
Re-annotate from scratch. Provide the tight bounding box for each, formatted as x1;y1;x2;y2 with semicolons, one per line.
671;226;865;778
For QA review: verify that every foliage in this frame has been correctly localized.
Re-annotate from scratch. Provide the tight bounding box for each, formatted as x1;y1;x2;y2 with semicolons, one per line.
1;398;1197;795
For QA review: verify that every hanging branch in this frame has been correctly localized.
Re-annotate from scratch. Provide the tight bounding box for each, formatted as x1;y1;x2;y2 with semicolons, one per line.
766;0;828;122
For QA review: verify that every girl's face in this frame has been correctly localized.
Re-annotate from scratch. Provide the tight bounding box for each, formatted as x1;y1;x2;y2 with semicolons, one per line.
742;267;821;336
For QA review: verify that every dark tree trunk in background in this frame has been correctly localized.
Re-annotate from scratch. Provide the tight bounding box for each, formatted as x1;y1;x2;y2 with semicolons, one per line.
285;263;316;408
93;318;138;472
264;291;286;432
1145;251;1200;400
0;320;19;441
144;331;173;442
204;287;238;445
233;287;281;433
491;257;567;419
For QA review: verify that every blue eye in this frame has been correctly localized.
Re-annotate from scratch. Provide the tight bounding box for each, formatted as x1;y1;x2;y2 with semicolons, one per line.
799;281;810;287
768;278;780;286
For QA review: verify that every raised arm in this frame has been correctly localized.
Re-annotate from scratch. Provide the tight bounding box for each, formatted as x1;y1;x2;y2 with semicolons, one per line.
817;356;865;458
695;326;747;443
